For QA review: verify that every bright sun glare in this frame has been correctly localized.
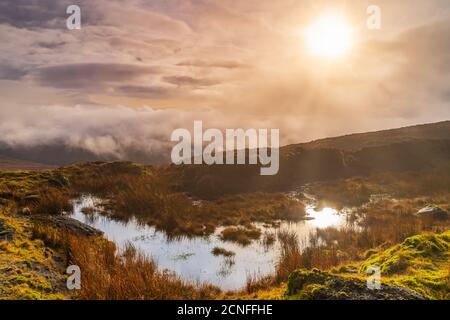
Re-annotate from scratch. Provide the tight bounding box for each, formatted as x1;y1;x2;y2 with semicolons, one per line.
305;14;353;59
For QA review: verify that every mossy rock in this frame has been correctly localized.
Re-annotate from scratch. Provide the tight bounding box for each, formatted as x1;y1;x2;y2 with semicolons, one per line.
356;231;449;299
361;231;450;275
287;269;328;296
286;269;426;300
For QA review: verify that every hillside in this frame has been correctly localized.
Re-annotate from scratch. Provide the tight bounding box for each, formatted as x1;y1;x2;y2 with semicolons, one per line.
175;121;450;198
295;120;450;151
0;121;448;169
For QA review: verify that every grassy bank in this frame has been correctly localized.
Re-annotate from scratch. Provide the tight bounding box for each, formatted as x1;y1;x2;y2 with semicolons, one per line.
285;230;450;300
0;204;68;300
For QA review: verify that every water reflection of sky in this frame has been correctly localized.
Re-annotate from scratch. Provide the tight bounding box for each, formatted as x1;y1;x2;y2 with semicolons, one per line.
70;195;346;290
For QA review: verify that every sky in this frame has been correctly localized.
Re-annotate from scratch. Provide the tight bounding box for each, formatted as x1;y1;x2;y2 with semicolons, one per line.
0;0;449;161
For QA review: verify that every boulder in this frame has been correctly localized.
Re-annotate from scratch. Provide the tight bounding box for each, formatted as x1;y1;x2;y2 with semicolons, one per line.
21;207;32;216
415;206;449;220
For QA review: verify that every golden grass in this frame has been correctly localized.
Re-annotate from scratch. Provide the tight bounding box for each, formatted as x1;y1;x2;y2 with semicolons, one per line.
0;211;68;300
31;223;220;300
220;226;262;246
32;187;72;215
252;190;450;291
69;237;220;300
211;247;235;257
61;162;306;239
310;169;450;208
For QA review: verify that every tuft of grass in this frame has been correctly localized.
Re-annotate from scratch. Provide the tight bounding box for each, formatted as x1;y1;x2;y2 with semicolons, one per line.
220;226;261;246
275;230;303;283
32;187;72;215
245;274;276;295
212;247;235;257
262;231;276;248
69;237;220;300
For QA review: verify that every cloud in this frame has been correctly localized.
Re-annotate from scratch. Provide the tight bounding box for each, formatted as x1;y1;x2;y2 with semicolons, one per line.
36;40;68;49
0;0;449;159
355;18;450;118
33;63;159;89
0;104;199;159
113;85;175;99
176;59;248;69
0;103;277;162
0;65;27;80
163;76;221;87
0;0;71;29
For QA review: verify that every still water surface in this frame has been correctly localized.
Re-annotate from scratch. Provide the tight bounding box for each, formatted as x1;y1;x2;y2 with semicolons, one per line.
70;195;347;290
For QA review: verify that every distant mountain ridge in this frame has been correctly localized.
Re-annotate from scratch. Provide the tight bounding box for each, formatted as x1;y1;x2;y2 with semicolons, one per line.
0;155;53;170
0;121;449;178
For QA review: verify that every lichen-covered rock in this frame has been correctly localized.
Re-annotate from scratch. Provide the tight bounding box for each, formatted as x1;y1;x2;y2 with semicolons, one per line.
286;269;426;300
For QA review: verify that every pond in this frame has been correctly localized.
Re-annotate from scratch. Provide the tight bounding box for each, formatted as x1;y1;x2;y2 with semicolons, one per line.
69;195;348;290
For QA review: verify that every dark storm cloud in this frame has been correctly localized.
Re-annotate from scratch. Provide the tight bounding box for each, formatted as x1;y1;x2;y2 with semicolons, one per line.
36;40;67;49
0;0;105;29
114;85;175;99
176;59;248;69
0;0;74;28
0;65;27;80
163;75;220;87
34;63;159;89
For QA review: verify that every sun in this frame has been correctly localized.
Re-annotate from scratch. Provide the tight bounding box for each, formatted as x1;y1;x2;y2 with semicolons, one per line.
305;13;353;59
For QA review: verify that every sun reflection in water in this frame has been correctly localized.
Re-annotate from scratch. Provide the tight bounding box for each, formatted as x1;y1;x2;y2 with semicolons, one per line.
306;206;343;229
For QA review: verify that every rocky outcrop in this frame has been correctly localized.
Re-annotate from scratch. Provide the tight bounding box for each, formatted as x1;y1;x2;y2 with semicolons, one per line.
32;215;103;237
286;269;426;300
415;206;449;220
